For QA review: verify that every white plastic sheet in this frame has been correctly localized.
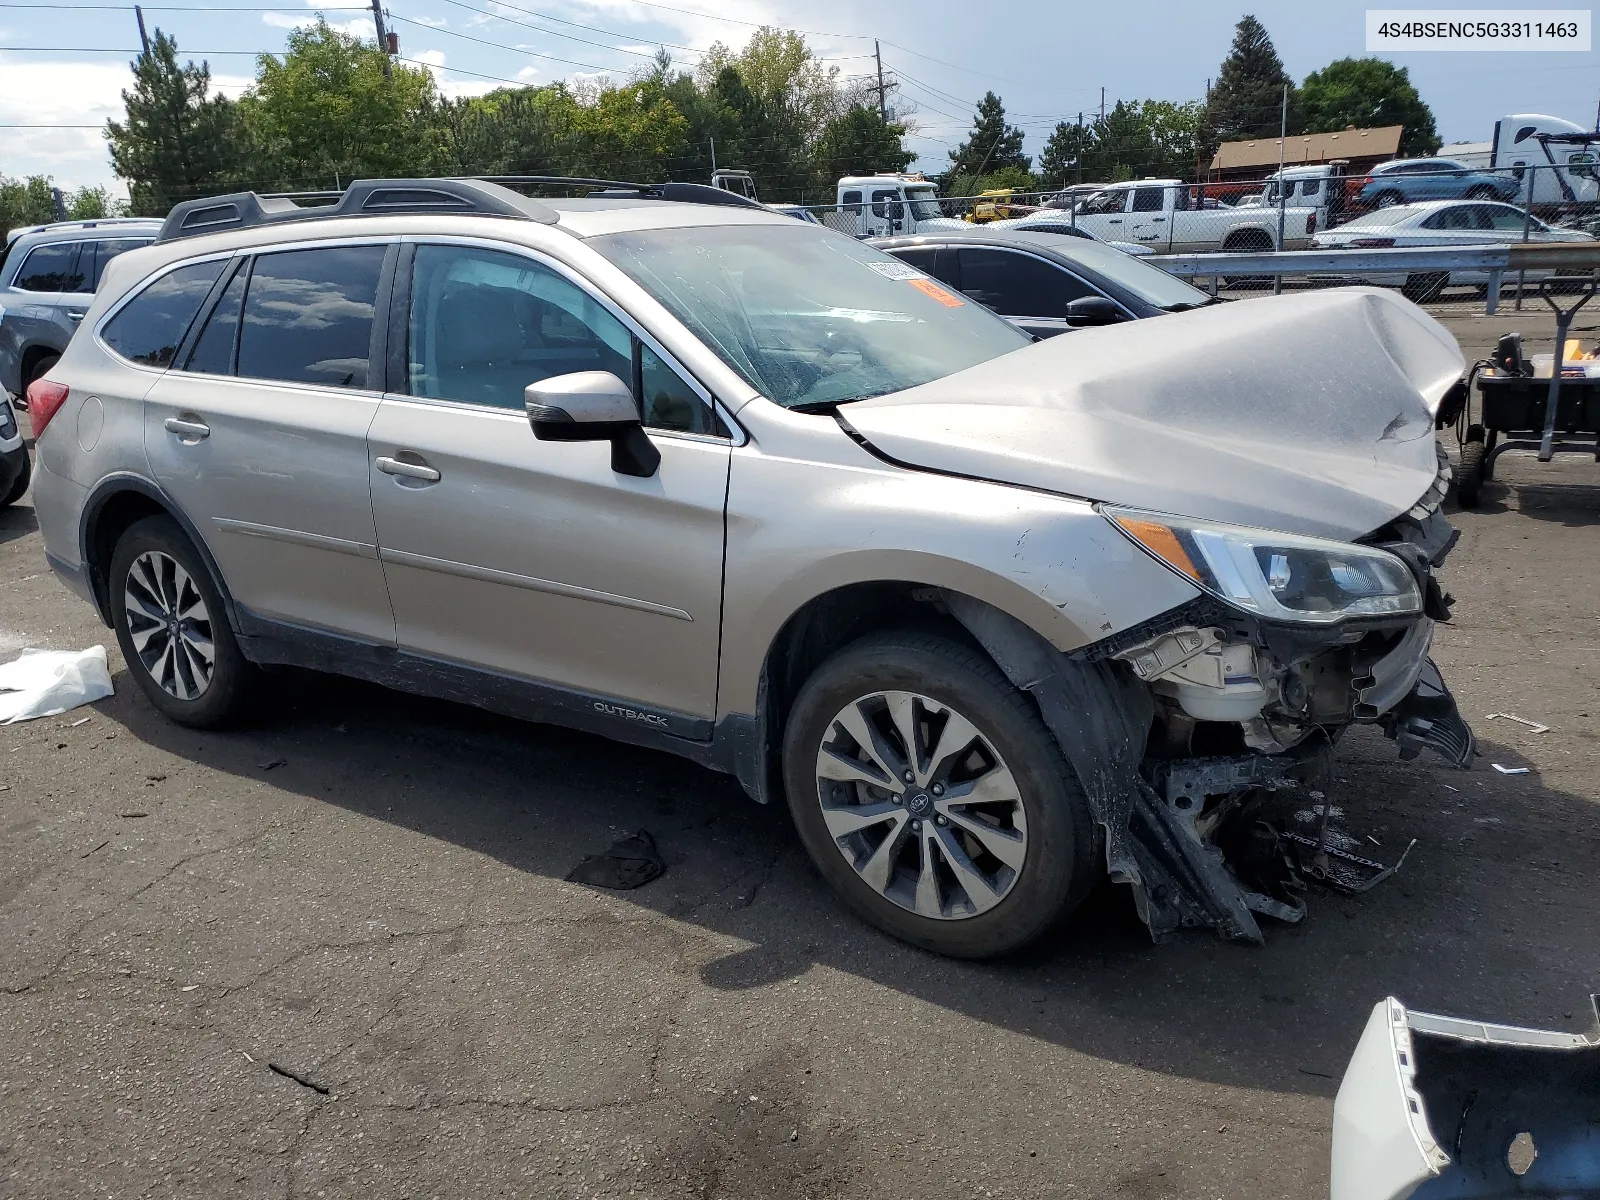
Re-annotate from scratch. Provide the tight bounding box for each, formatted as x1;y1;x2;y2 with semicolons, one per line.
0;646;114;723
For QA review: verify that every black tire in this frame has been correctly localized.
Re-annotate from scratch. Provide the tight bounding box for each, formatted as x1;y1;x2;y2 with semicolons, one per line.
1465;185;1497;201
20;353;59;405
1457;430;1486;509
781;631;1098;959
1374;190;1404;208
1219;232;1274;288
109;515;259;728
1402;272;1449;303
0;451;30;507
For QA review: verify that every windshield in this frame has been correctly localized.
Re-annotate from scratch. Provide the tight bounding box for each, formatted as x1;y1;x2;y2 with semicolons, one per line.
1024;236;1212;311
591;223;1029;409
906;187;943;222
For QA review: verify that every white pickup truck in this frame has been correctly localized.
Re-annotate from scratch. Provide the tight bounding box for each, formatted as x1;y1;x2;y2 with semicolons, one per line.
1070;179;1319;253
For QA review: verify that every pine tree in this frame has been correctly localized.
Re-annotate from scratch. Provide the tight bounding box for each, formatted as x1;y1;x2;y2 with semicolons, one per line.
949;91;1028;178
1199;15;1294;165
1039;119;1091;188
106;30;244;214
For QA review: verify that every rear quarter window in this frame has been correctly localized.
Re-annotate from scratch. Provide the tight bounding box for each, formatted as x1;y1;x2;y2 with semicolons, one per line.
101;259;227;368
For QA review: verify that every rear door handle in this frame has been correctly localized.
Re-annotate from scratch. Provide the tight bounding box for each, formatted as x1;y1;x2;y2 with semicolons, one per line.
375;455;441;483
163;416;210;441
67;310;85;322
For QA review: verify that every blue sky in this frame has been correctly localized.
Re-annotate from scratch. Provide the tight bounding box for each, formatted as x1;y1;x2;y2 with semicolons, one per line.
3;0;1599;195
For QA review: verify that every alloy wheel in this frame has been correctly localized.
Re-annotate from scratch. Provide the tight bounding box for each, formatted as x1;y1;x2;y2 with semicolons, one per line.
123;550;215;700
814;689;1028;920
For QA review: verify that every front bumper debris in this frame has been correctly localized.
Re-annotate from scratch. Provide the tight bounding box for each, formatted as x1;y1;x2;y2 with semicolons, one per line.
1331;995;1600;1200
944;592;1475;945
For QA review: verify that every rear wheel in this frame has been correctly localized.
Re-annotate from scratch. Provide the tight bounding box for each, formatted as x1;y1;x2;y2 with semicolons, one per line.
109;515;259;727
1402;272;1449;303
17;352;59;409
1374;190;1404;208
782;631;1098;959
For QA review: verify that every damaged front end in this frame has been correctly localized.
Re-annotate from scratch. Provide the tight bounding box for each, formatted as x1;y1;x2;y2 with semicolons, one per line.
943;454;1476;943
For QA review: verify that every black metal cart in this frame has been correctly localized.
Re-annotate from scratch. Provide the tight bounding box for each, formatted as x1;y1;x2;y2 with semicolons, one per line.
1457;282;1600;508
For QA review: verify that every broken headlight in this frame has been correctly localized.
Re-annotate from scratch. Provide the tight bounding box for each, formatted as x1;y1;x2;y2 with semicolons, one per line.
1104;507;1422;625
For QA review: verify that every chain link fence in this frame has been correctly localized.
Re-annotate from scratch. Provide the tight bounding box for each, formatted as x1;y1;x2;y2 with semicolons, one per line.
791;162;1600;306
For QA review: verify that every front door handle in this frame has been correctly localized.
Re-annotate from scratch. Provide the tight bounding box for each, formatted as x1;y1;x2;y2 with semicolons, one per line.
163;416;210;441
67;310;85;322
375;455;441;483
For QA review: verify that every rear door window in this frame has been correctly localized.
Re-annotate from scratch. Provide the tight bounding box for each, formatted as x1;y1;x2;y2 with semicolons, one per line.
1131;187;1164;213
14;242;84;292
236;246;385;389
101;258;228;367
956;248;1093;317
184;261;247;375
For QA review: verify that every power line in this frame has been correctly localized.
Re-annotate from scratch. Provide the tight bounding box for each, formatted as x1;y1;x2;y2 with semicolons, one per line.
387;15;620;72
431;0;702;58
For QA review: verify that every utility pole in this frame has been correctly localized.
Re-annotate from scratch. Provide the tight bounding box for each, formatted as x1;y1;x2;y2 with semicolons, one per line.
1099;87;1106;125
370;0;392;78
874;40;887;121
134;4;151;55
1275;83;1288;294
709;135;716;173
1076;111;1084;186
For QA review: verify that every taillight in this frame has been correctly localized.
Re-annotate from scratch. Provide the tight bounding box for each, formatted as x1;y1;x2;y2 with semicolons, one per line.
1359;176;1373;188
1307;211;1317;235
26;379;69;439
1350;237;1396;248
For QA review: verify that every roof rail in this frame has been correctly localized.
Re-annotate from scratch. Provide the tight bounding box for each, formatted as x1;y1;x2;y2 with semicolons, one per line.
156;178;562;243
474;176;766;209
156;174;768;243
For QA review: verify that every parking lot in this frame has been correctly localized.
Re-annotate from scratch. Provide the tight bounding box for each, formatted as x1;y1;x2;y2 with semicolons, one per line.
1;299;1598;1199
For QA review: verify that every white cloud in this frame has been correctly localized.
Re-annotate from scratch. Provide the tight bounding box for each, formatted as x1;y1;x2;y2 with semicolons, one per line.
260;10;376;40
411;15;449;27
515;65;540;83
0;57;256;193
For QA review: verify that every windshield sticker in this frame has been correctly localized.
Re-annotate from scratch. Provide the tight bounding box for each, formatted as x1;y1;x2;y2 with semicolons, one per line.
865;259;925;280
907;277;964;307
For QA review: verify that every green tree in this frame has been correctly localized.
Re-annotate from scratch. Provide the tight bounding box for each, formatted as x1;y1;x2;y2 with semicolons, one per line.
1299;57;1439;156
105;29;245;214
0;175;57;239
1200;15;1295;164
239;20;443;190
1039;119;1092;187
812;105;913;186
949;91;1029;177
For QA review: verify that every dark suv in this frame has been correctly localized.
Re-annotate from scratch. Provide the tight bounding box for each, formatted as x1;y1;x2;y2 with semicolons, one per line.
0;218;161;404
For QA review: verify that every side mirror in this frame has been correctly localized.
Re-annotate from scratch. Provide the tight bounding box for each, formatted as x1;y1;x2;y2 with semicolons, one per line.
1064;296;1126;327
525;371;660;479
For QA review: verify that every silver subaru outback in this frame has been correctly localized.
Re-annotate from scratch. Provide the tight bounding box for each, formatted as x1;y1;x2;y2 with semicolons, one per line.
30;178;1474;957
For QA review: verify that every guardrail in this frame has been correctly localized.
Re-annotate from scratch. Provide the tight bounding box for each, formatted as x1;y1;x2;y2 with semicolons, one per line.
1145;241;1600;314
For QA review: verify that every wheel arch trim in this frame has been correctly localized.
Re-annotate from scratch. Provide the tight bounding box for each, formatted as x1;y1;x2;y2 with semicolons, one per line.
78;472;240;632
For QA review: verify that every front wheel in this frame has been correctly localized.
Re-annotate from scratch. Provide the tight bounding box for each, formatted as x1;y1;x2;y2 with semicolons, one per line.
109;515;260;727
782;632;1098;958
1464;185;1497;201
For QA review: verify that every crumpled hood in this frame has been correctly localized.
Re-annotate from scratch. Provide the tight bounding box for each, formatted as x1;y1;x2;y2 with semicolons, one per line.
844;288;1463;541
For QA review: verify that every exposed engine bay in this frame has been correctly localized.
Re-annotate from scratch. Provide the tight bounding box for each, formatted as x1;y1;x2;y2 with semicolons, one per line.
939;455;1475;943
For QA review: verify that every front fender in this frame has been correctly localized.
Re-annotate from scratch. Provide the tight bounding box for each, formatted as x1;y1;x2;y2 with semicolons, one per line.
716;440;1200;716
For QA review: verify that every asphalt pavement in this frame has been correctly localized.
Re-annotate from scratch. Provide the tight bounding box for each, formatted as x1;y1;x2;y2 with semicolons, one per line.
2;359;1598;1199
